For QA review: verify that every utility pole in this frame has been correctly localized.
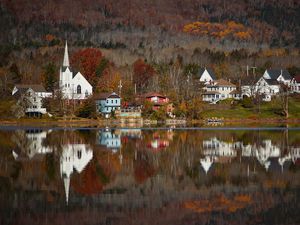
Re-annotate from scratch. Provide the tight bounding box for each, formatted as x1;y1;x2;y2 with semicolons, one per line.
118;80;123;97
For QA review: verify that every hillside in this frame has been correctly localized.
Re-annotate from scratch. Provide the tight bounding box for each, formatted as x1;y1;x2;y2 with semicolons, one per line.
0;0;300;48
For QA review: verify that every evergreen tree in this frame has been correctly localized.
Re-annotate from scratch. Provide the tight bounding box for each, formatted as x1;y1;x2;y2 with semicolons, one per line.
42;63;57;92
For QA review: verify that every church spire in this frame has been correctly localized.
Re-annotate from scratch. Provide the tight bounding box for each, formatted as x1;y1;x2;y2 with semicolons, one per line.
63;41;70;67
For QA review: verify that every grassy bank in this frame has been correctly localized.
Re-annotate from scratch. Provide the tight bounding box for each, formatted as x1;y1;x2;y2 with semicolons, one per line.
201;97;300;121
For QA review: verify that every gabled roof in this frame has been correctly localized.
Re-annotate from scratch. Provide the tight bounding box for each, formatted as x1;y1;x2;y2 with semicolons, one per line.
265;79;280;86
94;92;120;100
143;92;167;98
292;75;300;83
266;69;292;80
61;66;71;72
198;68;216;80
15;84;47;93
207;79;236;87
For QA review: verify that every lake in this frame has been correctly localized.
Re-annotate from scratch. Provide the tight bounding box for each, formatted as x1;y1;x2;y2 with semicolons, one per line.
0;127;299;225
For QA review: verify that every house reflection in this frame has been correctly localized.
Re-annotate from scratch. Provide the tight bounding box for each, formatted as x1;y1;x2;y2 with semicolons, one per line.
12;129;53;160
146;129;174;152
200;137;300;174
96;129;121;153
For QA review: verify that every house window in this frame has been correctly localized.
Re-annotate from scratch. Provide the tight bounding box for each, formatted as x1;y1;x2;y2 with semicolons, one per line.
85;90;88;97
106;100;109;103
77;85;81;94
65;84;67;87
111;99;113;104
115;99;118;104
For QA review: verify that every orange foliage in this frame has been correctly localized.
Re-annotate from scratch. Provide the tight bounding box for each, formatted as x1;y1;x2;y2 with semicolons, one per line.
183;194;252;213
183;20;252;41
44;34;56;42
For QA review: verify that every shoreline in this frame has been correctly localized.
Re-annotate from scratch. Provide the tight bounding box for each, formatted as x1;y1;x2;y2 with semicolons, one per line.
0;117;300;128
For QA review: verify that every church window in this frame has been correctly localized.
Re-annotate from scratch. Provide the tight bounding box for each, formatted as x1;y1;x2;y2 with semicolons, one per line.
77;150;82;159
77;85;81;94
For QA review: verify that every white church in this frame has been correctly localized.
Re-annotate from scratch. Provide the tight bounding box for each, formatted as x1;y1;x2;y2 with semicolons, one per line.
59;42;93;100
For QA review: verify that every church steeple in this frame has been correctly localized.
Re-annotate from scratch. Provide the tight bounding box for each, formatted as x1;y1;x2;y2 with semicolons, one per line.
63;41;70;67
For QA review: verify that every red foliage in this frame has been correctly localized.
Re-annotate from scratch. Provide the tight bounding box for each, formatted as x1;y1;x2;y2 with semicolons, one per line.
133;59;155;90
71;163;104;195
71;48;103;87
134;153;156;184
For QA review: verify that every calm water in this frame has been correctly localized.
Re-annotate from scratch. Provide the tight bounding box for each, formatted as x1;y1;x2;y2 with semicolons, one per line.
0;127;299;225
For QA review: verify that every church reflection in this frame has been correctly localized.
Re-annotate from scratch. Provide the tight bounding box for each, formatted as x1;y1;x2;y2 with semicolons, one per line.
10;129;300;206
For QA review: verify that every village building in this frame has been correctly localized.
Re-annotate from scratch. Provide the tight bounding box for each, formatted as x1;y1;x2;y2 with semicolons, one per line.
95;92;121;118
241;69;292;101
144;92;169;110
202;79;240;103
59;41;93;100
12;84;52;116
142;92;174;117
291;75;300;93
197;68;216;84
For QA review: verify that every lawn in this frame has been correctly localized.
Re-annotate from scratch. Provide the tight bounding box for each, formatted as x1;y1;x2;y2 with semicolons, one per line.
201;96;300;120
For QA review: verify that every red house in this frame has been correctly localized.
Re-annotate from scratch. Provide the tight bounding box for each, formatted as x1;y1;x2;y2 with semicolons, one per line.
143;92;169;111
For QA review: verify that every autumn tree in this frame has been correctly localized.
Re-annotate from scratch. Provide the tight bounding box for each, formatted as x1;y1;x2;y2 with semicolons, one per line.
133;59;155;92
71;48;103;87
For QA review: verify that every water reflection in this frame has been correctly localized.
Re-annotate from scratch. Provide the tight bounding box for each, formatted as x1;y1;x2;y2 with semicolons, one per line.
1;128;299;224
200;137;300;173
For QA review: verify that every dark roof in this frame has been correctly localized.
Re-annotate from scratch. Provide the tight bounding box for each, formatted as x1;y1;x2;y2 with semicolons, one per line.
265;79;280;86
94;92;120;100
207;79;236;87
198;68;216;80
229;90;240;94
266;69;292;80
292;75;300;83
15;84;47;93
61;66;71;72
144;92;167;98
202;91;221;95
61;66;79;78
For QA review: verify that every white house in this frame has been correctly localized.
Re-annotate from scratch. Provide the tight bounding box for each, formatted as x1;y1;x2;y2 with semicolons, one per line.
202;79;240;103
59;41;93;100
241;69;292;101
60;144;93;204
198;68;216;84
291;75;300;93
12;84;52;116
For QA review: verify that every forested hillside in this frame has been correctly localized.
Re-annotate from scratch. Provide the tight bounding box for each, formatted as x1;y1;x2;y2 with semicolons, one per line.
0;0;300;109
1;0;300;48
